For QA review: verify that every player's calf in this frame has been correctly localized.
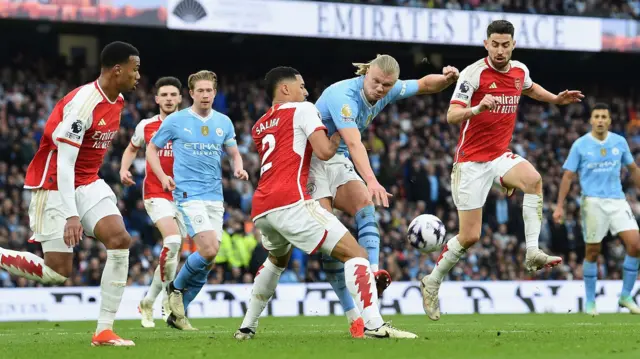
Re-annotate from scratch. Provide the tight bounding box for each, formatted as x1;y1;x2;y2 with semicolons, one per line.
618;230;640;313
331;234;417;338
236;250;290;338
92;214;132;337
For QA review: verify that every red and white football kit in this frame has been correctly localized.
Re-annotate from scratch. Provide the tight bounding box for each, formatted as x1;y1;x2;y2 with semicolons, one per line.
449;58;533;210
24;81;124;252
251;101;347;256
130;115;183;235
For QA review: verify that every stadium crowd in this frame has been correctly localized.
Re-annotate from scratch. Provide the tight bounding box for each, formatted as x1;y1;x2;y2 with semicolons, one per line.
1;50;639;289
315;0;640;18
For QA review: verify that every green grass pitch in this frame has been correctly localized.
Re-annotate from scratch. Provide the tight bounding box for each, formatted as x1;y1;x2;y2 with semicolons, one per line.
1;314;639;359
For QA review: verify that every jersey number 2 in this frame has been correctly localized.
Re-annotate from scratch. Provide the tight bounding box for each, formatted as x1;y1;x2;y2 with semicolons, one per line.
261;134;276;175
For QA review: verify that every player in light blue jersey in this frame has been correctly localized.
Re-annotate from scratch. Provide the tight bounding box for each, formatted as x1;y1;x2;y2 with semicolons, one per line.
147;70;249;330
554;103;640;316
308;54;459;334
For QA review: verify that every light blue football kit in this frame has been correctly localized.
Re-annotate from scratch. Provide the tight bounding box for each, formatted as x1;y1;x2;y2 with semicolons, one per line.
152;107;237;310
310;76;419;314
563;132;639;310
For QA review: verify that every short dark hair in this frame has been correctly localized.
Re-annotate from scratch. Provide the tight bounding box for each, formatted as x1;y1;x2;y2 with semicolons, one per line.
100;41;139;68
264;66;300;100
592;103;610;113
487;20;515;38
155;77;182;93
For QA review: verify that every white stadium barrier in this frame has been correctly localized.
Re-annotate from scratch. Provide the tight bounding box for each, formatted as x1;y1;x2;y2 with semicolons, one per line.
0;280;638;321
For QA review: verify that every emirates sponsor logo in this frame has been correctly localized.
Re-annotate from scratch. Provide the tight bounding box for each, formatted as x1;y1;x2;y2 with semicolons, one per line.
91;130;117;149
488;94;521;114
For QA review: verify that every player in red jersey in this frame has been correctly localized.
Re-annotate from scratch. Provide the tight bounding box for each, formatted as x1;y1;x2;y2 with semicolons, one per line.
0;42;140;346
420;20;584;320
233;67;416;340
119;76;184;328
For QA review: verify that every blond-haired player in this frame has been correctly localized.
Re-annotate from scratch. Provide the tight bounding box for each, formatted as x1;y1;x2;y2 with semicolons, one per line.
309;54;459;335
147;70;248;330
120;76;184;327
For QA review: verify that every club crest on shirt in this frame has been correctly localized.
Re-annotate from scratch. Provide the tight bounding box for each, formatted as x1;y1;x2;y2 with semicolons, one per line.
216;128;224;137
201;126;209;136
600;148;607;156
612;147;619;155
514;78;521;91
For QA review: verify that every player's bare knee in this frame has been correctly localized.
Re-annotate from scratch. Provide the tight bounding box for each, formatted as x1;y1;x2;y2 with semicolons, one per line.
105;229;132;250
523;172;542;194
628;235;640;257
268;253;290;268
458;233;480;247
585;244;601;262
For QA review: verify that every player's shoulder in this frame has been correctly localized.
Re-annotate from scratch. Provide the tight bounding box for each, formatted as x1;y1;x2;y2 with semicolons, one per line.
280;101;317;112
64;81;102;105
162;108;188;124
136;115;161;129
610;132;628;144
211;109;233;125
574;134;592;146
325;77;362;99
510;60;530;73
460;58;490;84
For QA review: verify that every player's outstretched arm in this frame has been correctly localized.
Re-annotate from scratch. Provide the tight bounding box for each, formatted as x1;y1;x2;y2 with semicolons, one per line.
308;131;340;161
119;143;138;186
416;66;459;95
522;83;584;105
553;170;576;224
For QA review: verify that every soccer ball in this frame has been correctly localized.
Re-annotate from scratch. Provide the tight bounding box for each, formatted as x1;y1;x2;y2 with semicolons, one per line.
407;214;446;253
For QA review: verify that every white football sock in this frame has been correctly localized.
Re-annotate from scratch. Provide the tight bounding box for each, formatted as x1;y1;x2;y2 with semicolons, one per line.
143;266;163;303
428;236;465;285
344;257;384;330
345;308;360;324
143;239;180;303
96;249;129;334
160;239;181;288
0;247;67;284
523;193;542;250
240;260;284;331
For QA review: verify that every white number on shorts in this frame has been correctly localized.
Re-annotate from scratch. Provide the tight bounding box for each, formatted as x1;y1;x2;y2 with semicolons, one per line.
261;134;276;175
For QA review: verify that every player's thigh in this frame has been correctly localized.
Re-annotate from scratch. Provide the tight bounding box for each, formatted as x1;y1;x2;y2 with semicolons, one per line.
176;200;219;255
28;189;73;275
328;156;370;215
254;217;292;259
334;180;371;216
496;153;540;192
204;201;225;242
581;197;609;245
329;231;367;263
451;161;493;211
144;198;181;238
85;200;130;250
458;208;483;247
307;155;333;202
608;199;640;255
272;200;350;256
